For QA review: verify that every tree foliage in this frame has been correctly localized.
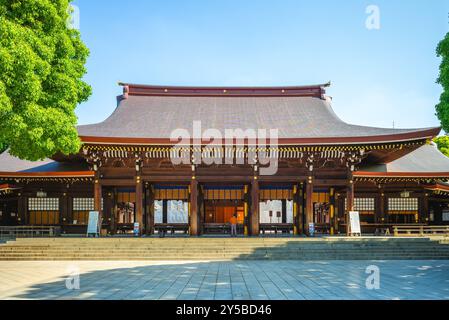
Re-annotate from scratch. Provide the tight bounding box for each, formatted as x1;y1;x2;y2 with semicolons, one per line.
436;29;449;133
0;141;6;154
0;0;91;161
434;136;449;158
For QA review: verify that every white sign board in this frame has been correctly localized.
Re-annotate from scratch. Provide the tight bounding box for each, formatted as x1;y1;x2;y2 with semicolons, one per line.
443;210;449;222
349;211;361;235
87;211;100;237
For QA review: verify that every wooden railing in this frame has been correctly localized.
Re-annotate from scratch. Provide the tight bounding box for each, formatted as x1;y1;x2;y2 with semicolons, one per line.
0;226;62;239
154;223;189;236
260;223;294;235
202;223;244;235
393;225;449;237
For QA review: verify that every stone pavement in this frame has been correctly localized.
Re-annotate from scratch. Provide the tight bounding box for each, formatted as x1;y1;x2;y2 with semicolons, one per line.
0;260;448;300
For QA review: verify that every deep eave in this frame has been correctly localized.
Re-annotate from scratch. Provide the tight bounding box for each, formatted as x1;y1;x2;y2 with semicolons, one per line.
0;171;95;178
79;127;440;146
354;171;449;178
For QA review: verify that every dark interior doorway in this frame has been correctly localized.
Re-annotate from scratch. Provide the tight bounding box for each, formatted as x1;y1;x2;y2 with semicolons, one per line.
204;200;244;224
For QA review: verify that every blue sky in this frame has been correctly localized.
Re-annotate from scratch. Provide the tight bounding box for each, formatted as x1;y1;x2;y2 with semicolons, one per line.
73;0;449;131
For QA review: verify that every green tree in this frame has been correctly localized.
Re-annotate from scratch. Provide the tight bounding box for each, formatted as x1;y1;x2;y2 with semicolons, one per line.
0;141;6;154
436;28;449;133
434;136;449;157
0;0;91;161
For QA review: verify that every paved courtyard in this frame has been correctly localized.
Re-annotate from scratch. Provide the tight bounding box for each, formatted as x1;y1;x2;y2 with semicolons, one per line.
0;260;449;300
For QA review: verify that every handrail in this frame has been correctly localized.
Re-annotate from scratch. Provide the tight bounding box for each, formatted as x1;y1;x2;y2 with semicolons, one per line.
393;225;449;237
0;226;62;239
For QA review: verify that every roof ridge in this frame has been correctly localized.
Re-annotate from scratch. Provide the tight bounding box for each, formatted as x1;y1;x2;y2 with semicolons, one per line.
118;82;331;99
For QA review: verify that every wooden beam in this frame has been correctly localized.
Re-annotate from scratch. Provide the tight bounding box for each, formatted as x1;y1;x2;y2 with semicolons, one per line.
244;185;249;236
17;192;26;225
250;178;260;236
305;179;314;236
297;183;305;235
189;179;199;236
421;193;430;224
135;175;143;234
377;187;385;224
94;175;102;229
314;179;348;186
146;185;155;235
100;179;135;186
110;190;117;235
329;188;336;235
61;191;69;226
346;174;355;236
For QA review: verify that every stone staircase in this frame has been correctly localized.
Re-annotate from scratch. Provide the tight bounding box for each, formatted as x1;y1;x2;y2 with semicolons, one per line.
1;237;449;261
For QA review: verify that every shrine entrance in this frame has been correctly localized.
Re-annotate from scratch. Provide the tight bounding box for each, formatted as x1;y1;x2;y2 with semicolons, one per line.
313;190;331;234
201;186;246;235
259;185;295;235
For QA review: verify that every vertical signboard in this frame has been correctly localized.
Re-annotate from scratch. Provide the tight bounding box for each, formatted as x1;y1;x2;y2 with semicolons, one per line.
87;211;100;237
349;211;361;236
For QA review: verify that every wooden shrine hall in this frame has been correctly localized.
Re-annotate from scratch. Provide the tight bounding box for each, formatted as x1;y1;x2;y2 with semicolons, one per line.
1;83;449;236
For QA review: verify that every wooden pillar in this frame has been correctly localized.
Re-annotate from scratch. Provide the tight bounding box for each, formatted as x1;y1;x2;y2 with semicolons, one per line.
329;188;336;236
189;179;199;236
66;194;73;225
377;187;385;224
135;175;143;235
146;185;155;235
421;193;430;224
198;186;205;235
110;189;117;235
281;200;287;224
162;200;168;224
346;179;355;236
61;189;69;231
305;181;314;236
244;185;249;236
104;190;114;234
250;178;260;236
293;184;301;235
298;183;305;234
17;192;26;225
94;175;102;231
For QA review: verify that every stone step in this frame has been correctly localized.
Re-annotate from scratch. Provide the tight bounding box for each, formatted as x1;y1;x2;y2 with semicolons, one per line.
1;246;447;251
1;255;449;261
9;238;440;243
3;238;449;261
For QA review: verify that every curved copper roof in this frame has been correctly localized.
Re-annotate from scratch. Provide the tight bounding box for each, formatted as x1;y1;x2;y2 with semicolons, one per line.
0;151;93;178
356;144;449;178
77;84;440;145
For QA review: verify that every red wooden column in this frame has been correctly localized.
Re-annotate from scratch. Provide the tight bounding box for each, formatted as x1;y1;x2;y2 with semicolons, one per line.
250;178;260;236
421;193;430;224
189;179;199;236
59;188;72;226
17;191;26;225
296;183;305;235
346;178;355;236
135;176;143;235
146;184;155;235
305;178;314;236
110;189;117;235
94;174;103;231
329;187;336;235
377;186;385;224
